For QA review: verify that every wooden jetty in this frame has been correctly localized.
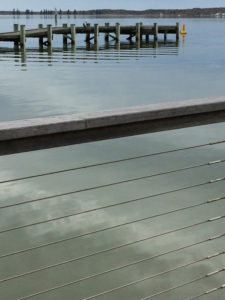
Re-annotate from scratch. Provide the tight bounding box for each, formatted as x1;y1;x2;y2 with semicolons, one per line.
0;23;180;48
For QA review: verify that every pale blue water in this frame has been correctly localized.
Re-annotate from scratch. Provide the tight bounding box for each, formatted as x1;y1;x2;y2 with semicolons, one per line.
0;16;225;300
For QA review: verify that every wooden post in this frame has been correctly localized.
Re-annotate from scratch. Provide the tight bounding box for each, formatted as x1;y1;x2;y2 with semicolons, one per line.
71;24;76;46
116;23;120;42
105;22;109;42
164;32;167;43
14;24;19;47
146;35;149;42
14;24;19;32
94;24;99;44
140;22;143;41
136;23;141;42
154;23;158;42
176;22;180;41
20;25;26;48
47;25;52;47
85;23;91;42
63;24;68;46
38;24;43;46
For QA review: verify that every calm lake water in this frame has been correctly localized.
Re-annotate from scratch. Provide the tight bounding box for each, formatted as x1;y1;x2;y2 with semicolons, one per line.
0;16;225;300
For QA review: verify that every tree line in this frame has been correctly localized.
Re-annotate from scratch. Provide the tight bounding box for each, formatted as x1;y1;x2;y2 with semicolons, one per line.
0;8;225;16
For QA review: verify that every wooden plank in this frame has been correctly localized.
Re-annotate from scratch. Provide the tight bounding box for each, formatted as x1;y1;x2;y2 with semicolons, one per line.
0;98;225;155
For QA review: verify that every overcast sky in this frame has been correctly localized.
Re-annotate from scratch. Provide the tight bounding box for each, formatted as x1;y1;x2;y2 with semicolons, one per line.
0;0;225;11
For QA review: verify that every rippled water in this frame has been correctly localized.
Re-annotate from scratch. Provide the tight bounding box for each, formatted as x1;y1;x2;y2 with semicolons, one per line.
0;16;225;300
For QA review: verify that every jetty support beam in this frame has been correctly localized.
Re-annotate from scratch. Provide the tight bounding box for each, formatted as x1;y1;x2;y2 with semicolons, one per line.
47;25;52;47
63;24;68;46
38;24;43;46
136;23;141;42
116;23;120;42
71;24;76;46
94;24;99;44
176;22;180;41
20;25;26;48
13;24;19;47
105;23;109;42
154;23;158;42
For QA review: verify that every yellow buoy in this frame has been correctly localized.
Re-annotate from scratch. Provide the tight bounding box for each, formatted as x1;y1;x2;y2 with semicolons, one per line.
181;24;187;35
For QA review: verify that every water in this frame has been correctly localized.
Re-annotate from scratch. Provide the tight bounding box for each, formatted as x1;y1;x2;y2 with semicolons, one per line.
0;16;225;300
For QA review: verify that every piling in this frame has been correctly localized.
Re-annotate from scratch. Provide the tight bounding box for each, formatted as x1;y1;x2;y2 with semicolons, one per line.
176;22;180;41
105;23;109;42
136;23;141;42
116;23;120;42
47;25;52;47
63;24;68;46
38;24;43;46
14;24;19;32
140;22;143;40
20;25;26;48
13;24;19;47
164;32;167;42
146;34;149;42
94;24;99;44
154;23;158;41
85;23;91;42
71;24;76;46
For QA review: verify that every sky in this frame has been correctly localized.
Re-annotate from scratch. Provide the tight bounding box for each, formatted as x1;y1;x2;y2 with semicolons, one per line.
0;0;225;11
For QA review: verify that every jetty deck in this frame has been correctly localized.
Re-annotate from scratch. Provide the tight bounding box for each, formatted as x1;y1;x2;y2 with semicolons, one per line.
0;23;180;48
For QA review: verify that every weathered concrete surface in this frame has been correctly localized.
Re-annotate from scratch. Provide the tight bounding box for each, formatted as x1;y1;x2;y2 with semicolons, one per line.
1;97;225;142
0;97;225;155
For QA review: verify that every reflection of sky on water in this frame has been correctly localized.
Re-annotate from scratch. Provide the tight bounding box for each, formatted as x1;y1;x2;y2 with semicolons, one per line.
0;16;225;300
0;123;225;299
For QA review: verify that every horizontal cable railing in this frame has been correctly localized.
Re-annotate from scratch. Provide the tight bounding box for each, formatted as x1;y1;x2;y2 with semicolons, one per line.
0;100;225;300
0;139;224;185
187;284;225;300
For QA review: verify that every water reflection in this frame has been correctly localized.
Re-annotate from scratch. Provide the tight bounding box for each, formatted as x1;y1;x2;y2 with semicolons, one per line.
0;40;180;70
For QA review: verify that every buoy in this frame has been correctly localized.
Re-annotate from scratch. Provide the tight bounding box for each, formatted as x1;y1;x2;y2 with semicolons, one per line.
181;24;187;35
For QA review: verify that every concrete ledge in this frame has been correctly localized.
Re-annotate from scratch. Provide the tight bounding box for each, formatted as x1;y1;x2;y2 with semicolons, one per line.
0;97;225;142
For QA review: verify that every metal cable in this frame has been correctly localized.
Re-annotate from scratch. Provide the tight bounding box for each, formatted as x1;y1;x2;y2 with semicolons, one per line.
83;253;225;300
1;229;224;284
1;192;225;235
1;139;224;185
1;160;225;211
142;268;225;300
0;184;224;259
16;253;225;300
187;284;225;300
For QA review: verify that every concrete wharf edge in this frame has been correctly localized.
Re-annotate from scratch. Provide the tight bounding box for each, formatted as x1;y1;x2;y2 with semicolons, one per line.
0;97;225;155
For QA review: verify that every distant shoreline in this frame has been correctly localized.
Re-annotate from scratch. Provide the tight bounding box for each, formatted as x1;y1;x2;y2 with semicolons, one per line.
0;7;225;18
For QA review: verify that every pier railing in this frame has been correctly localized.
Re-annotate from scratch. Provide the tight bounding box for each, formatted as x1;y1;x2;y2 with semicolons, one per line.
0;98;225;299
